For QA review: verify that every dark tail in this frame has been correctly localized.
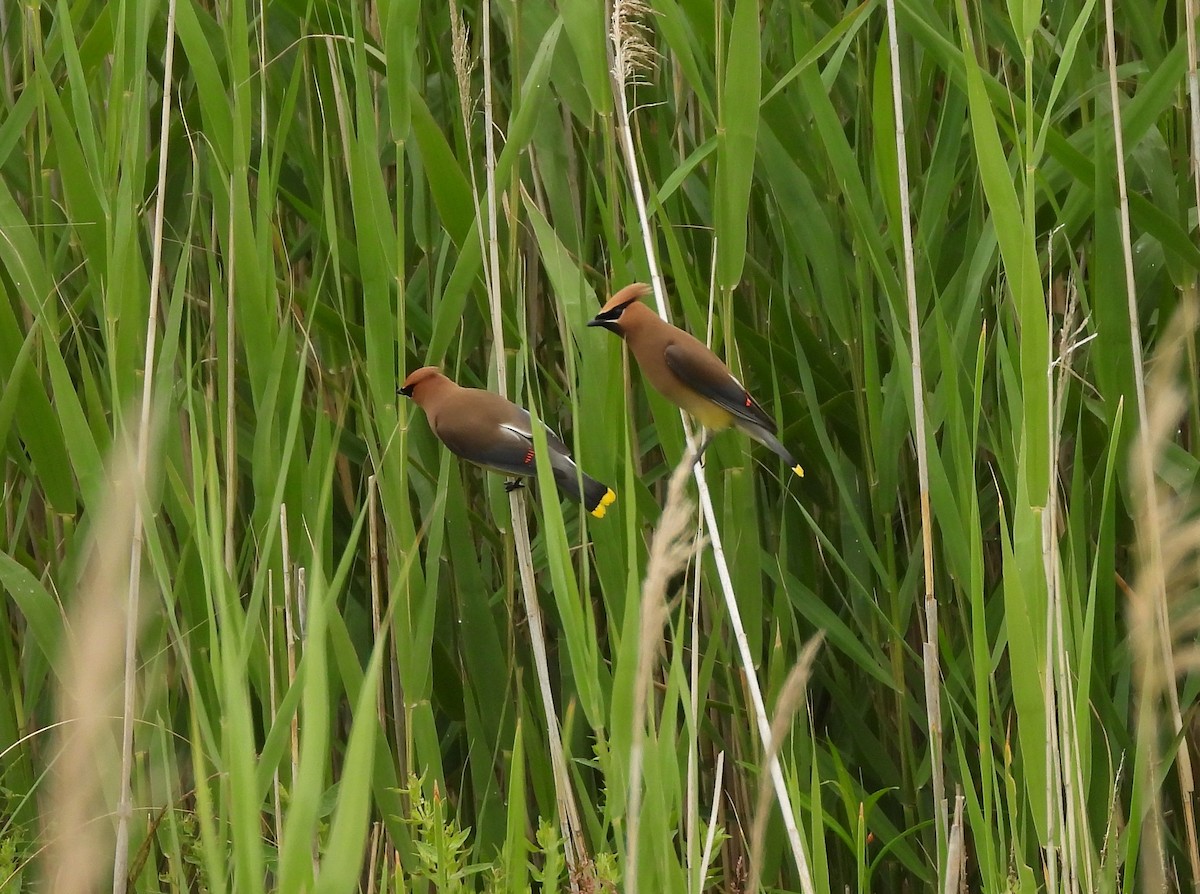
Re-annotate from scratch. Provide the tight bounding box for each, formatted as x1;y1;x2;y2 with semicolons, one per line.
551;455;617;518
739;420;805;478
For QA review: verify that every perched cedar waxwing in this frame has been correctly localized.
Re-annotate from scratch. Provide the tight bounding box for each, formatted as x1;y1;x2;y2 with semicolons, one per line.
588;283;804;477
399;366;617;518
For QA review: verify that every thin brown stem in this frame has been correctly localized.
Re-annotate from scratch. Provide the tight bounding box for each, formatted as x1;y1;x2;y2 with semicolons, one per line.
113;1;178;888
884;0;945;874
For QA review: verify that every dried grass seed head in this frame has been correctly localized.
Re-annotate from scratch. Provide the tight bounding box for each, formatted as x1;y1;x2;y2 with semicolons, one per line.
611;0;658;86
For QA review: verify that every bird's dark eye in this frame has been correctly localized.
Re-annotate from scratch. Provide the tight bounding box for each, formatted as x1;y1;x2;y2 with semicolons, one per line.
588;299;637;327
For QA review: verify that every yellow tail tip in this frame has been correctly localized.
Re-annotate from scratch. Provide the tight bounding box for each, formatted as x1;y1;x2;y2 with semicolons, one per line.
590;488;617;518
793;464;805;478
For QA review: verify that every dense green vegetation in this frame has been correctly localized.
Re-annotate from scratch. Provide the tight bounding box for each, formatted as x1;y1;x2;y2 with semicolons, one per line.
2;0;1199;890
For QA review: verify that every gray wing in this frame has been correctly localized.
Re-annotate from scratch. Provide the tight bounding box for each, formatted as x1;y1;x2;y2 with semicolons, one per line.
664;343;777;433
501;407;571;455
436;413;570;477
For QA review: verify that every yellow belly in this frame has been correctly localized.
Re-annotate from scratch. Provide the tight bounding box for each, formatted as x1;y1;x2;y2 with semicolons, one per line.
677;390;734;430
628;325;737;430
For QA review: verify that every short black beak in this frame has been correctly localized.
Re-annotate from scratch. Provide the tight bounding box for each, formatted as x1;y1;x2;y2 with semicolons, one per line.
398;385;414;398
587;317;620;334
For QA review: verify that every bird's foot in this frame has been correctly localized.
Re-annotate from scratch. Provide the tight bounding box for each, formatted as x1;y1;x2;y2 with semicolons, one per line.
504;479;526;493
689;433;714;468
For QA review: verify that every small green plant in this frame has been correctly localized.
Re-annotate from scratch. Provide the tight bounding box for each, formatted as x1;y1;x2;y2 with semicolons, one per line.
400;777;477;892
531;819;564;892
0;835;23;892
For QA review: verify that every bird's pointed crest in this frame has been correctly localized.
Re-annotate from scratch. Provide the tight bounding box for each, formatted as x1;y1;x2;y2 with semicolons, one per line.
588;282;653;330
596;282;652;316
399;365;444;398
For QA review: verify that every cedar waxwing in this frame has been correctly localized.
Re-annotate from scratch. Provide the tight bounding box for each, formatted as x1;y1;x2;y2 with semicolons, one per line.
588;283;804;477
399;366;617;518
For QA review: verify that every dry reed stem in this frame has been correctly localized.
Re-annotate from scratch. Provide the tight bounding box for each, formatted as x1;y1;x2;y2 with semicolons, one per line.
686;492;705;893
269;573;284;850
1043;279;1095;893
746;635;825;894
49;439;139;894
1099;754;1126;879
1105;0;1200;881
609;3;816;888
369;476;385;729
1186;0;1200;227
281;503;301;837
883;0;945;871
257;0;268;145
625;455;702;894
684;241;720;893
0;1;12;102
293;565;318;873
223;174;237;573
697;750;726;891
365;821;383;894
943;788;966;894
114;0;178;887
478;0;507;397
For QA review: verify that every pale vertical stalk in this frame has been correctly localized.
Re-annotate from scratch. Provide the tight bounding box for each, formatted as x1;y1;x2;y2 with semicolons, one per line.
466;0;588;879
610;22;815;887
1045;288;1096;894
479;0;506;395
0;0;12;102
884;0;945;867
1054;559;1091;894
698;484;819;882
389;607;407;787
224;176;237;572
269;574;283;849
1186;0;1200;225
258;0;268;141
686;515;704;894
698;751;725;887
508;511;588;873
296;569;308;641
281;504;300;807
369;476;385;728
1105;0;1200;882
4;466;13;539
113;1;178;889
1101;755;1127;873
295;566;318;873
747;638;824;894
943;789;966;894
687;247;719;894
365;822;383;894
1042;268;1062;893
1042;512;1062;894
